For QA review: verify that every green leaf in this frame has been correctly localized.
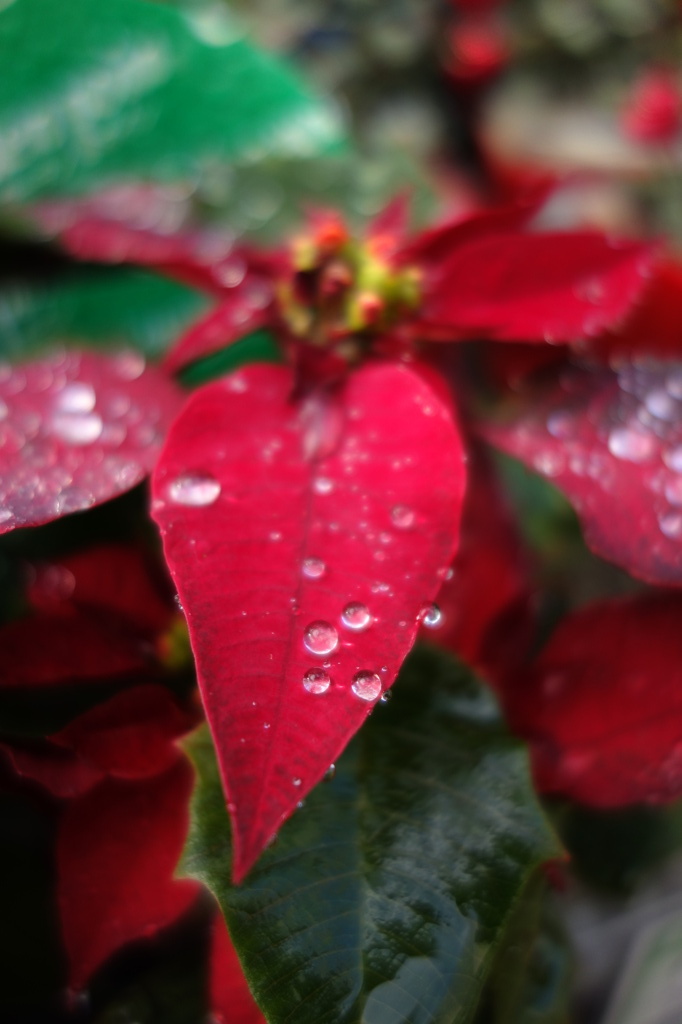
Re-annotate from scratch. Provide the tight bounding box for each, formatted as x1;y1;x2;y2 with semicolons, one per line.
0;269;208;360
478;881;572;1024
183;646;561;1024
0;0;344;202
178;328;282;387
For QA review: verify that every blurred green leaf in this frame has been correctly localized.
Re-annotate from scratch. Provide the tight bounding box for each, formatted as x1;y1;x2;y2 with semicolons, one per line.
0;270;207;360
183;646;561;1024
0;0;344;202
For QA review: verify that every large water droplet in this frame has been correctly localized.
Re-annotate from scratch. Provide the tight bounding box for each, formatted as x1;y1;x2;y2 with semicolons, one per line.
607;427;656;463
420;603;443;629
341;602;371;631
390;505;415;529
303;620;338;656
57;382;96;414
302;557;326;579
302;668;331;694
52;412;103;446
167;472;221;507
351;671;382;702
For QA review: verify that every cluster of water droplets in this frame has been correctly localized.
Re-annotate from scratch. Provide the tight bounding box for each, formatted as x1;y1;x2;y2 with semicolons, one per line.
0;349;171;528
519;361;682;546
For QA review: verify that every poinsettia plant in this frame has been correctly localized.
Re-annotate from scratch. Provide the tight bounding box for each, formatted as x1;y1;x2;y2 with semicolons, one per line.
5;1;682;1022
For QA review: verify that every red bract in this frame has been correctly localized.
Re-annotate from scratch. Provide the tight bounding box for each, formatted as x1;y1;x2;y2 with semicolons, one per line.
59;758;199;991
0;349;182;532
210;915;266;1024
425;444;534;686
152;361;465;880
620;68;682;144
506;594;682;807
481;359;682;585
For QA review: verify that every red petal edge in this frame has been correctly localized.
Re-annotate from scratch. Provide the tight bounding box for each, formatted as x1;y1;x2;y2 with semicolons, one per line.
0;349;182;532
152;361;466;881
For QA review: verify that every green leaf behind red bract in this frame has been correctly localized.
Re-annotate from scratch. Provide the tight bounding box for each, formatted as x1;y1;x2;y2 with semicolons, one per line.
152;361;466;881
506;594;682;807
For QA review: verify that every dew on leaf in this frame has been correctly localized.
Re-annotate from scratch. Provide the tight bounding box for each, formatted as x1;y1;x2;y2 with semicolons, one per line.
351;671;382;702
303;621;338;656
341;602;371;631
324;764;336;781
313;476;334;495
663;445;682;473
607;426;656;463
302;557;326;579
51;412;104;446
644;388;678;421
659;510;682;539
112;351;146;381
302;668;331;694
167;472;221;507
390;504;415;529
57;382;96;414
420;603;443;629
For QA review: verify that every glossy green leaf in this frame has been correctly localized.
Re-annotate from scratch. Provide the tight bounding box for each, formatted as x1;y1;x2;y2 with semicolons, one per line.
0;0;344;202
0;270;208;360
183;646;561;1024
178;328;282;387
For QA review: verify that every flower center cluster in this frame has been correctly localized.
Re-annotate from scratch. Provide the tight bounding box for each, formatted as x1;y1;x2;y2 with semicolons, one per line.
277;216;421;353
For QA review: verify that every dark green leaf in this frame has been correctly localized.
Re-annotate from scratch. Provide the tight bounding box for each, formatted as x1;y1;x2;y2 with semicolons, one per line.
478;880;572;1024
0;0;344;202
178;329;282;387
183;646;561;1024
0;270;208;360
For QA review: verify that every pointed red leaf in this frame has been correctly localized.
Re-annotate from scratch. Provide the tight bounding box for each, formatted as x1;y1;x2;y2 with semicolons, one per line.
0;349;182;533
163;292;272;373
209;915;266;1024
0;609;154;688
28;543;173;636
424;443;534;686
420;233;658;342
151;362;465;880
507;594;682;806
600;257;682;360
482;360;682;585
58;758;199;990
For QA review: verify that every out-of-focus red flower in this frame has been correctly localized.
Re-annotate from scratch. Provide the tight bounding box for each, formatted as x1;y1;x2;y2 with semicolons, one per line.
621;69;682;145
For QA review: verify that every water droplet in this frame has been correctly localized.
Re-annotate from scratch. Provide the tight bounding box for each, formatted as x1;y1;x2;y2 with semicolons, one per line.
390;504;415;529
663;445;682;472
666;370;682;399
0;508;12;524
302;557;326;579
313;476;334;495
665;477;682;506
607;427;656;463
546;410;576;439
351;671;382;702
420;603;443;629
52;412;103;446
380;691;392;704
167;472;221;507
341;602;371;631
324;764;336;781
644;388;678;421
533;451;564;477
302;668;331;694
57;382;96;413
660;510;682;539
113;350;146;380
269;530;282;542
303;621;338;656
